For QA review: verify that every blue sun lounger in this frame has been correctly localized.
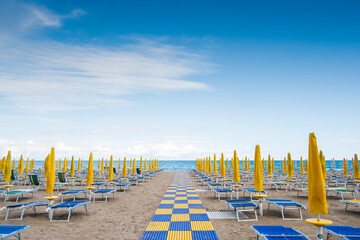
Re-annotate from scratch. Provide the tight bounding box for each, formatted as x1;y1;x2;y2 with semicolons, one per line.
213;188;233;200
242;188;267;200
225;199;258;222
265;199;306;220
48;201;91;222
60;190;89;202
90;189;116;202
251;225;311;240
4;189;37;203
115;182;131;192
324;225;360;240
0;225;30;240
91;183;108;189
3;201;49;221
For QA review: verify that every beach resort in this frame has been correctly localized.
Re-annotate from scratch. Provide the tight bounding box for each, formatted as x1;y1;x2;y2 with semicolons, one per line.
1;0;359;239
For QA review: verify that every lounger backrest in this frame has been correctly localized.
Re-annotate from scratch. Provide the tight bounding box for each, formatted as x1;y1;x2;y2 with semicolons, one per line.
29;175;40;186
58;172;66;183
11;170;15;181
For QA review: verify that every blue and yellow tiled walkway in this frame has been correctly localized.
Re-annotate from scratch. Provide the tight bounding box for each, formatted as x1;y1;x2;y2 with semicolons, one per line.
141;172;219;240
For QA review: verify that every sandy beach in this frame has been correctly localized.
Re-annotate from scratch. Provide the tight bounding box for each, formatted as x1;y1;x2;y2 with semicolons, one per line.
0;171;358;239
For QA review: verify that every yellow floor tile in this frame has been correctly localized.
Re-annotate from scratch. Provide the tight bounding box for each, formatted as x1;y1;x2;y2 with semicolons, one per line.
188;200;202;204
161;200;175;204
167;231;192;240
155;209;173;214
191;221;214;231
146;222;170;231
189;209;206;214
170;214;190;222
175;197;187;200
173;204;188;209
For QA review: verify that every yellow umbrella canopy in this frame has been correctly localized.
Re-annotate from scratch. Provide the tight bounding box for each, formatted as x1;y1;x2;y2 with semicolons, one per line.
62;158;66;172
271;157;275;170
98;159;100;170
244;158;247;171
77;158;81;172
199;158;202;172
122;157;127;177
46;147;56;194
25;157;29;172
343;158;347;176
287;153;293;178
132;158;136;175
12;159;15;170
81;159;83;169
101;158;104;173
105;159;108;169
233;150;240;183
308;132;328;214
18;155;24;175
208;156;212;173
267;154;272;176
213;154;218;174
4;151;12;183
144;158;147;171
59;158;62;170
354;154;359;179
305;159;308;172
254;145;263;192
220;153;225;177
140;156;143;171
109;155;114;180
118;158;122;171
86;153;94;185
226;158;229;169
130;158;132;169
70;156;75;176
300;156;304;173
0;157;5;173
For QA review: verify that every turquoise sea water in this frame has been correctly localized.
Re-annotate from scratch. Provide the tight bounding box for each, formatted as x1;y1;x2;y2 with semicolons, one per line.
31;160;351;172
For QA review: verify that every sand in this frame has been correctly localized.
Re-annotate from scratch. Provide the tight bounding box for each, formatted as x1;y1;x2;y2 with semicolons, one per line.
0;172;174;240
189;173;360;240
1;171;359;240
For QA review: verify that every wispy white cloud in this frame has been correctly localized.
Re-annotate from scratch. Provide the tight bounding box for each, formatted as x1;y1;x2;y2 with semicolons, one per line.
0;38;212;112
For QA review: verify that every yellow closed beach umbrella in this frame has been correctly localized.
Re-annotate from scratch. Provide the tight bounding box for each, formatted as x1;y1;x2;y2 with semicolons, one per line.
300;156;304;173
254;145;263;192
144;158;147;171
208;156;212;173
213;154;218;174
123;157;127;177
77;158;81;172
242;158;245;169
109;155;114;180
233;150;240;183
101;158;104;173
46;147;56;195
271;158;275;171
231;158;234;169
119;158;122;171
4;151;12;183
342;158;347;176
267;155;272;176
130;158;132;169
86;153;94;186
226;158;229;169
287;153;293;178
62;158;67;172
305;133;331;240
220;153;225;177
132;158;136;175
12;159;15;170
140;156;143;172
305;159;308;172
98;159;100;171
105;159;108;169
81;159;83;169
0;157;5;173
354;154;359;179
25;157;29;172
198;158;202;172
70;156;75;176
18;155;24;175
59;158;62;170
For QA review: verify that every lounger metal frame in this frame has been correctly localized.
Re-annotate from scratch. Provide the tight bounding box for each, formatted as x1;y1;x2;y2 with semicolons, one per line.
60;190;89;202
49;201;90;222
265;199;306;220
91;189;116;203
5;201;49;221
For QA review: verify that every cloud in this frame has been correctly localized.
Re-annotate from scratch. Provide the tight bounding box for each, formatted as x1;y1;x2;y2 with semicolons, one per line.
0;38;212;112
0;0;86;33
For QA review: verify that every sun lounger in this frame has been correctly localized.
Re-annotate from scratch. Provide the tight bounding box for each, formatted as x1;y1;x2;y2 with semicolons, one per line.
242;188;267;200
60;190;89;202
208;182;222;190
28;175;46;190
4;189;37;203
3;201;49;221
225;199;258;221
115;182;131;192
341;199;360;212
326;187;356;200
213;188;233;200
90;189;116;202
0;225;30;240
265;199;306;220
294;187;308;197
48;201;91;222
324;225;360;240
269;182;288;191
128;178;139;186
91;183;108;189
251;225;311;240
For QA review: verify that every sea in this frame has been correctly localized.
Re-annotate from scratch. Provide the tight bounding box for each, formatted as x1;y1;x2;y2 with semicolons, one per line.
31;160;351;172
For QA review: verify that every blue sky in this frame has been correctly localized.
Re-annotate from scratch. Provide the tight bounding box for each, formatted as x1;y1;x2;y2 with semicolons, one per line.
0;0;359;160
